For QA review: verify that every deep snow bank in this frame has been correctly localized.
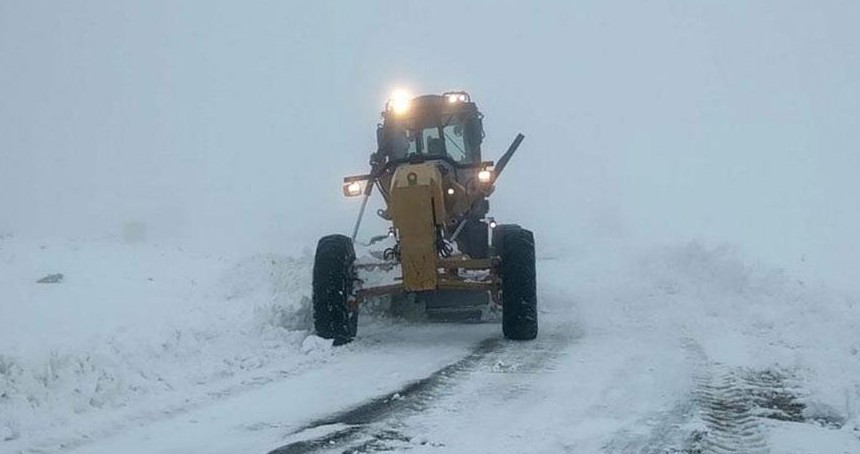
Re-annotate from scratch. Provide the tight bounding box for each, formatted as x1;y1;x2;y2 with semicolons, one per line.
0;236;314;445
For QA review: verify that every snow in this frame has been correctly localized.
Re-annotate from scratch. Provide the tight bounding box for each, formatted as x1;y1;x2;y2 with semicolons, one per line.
767;421;859;454
1;3;859;451
2;235;859;453
0;236;316;449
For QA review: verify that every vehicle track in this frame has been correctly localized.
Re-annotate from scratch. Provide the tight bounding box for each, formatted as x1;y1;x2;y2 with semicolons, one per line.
267;324;576;454
266;336;501;454
692;366;770;454
678;339;810;454
602;339;813;454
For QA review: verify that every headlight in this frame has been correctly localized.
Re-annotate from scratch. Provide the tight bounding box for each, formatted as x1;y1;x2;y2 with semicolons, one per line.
447;93;467;103
387;90;412;115
343;181;362;197
478;169;492;183
444;91;470;104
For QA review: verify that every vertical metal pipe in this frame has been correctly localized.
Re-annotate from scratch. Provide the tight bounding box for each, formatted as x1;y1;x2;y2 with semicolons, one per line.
351;182;374;241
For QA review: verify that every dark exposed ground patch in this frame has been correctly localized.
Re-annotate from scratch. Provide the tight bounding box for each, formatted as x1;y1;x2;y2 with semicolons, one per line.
741;368;806;423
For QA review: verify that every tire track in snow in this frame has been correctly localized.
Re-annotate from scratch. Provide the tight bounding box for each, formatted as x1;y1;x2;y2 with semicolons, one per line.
608;339;812;454
267;325;577;454
265;336;503;454
605;339;787;454
683;339;770;454
692;367;769;454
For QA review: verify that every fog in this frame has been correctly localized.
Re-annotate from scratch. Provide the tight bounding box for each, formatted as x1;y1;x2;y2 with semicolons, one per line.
1;1;858;289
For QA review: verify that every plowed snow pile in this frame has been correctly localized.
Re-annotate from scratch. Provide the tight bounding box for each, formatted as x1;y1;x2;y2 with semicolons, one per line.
0;236;316;446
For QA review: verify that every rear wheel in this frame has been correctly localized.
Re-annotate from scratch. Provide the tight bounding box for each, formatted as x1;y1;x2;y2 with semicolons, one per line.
498;226;538;340
312;234;358;345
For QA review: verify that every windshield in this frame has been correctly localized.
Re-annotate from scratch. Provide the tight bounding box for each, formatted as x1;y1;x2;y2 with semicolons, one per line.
388;116;473;163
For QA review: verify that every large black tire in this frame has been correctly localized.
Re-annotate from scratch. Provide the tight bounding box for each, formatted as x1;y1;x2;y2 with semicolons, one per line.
498;227;538;340
491;223;521;257
312;234;358;345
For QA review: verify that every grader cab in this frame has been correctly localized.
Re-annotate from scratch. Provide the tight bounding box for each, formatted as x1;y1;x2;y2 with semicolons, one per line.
313;91;536;345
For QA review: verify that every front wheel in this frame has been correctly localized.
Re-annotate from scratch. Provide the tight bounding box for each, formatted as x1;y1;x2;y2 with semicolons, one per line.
498;226;538;340
312;234;358;345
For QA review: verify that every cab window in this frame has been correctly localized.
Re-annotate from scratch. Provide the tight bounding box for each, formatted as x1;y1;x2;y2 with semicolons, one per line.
404;127;442;157
442;124;468;162
388;118;476;163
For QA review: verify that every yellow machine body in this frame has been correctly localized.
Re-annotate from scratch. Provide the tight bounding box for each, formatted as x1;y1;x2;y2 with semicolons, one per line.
341;94;526;309
389;163;447;291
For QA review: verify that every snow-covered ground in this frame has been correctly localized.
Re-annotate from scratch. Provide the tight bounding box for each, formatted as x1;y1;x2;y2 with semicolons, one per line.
0;235;315;450
1;235;859;453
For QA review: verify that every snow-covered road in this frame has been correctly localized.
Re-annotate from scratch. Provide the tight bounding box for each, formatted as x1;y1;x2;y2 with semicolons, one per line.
269;253;860;454
2;238;859;453
59;323;501;454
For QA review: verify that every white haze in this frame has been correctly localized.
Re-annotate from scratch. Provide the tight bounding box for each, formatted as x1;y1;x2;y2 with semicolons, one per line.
1;1;858;290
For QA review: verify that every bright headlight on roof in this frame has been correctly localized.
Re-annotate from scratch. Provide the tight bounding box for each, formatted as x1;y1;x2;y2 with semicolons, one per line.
447;93;467;103
478;169;492;183
388;89;412;114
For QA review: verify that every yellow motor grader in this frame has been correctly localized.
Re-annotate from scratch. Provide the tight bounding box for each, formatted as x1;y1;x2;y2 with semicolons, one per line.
312;91;536;345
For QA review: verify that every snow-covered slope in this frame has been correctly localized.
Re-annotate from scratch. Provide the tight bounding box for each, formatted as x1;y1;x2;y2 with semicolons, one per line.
1;236;859;453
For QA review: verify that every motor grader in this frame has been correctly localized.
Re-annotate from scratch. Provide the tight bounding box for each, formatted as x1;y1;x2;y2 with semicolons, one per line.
312;90;536;345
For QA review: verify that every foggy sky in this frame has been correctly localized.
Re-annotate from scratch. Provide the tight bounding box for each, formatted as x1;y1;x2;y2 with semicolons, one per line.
1;1;858;289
